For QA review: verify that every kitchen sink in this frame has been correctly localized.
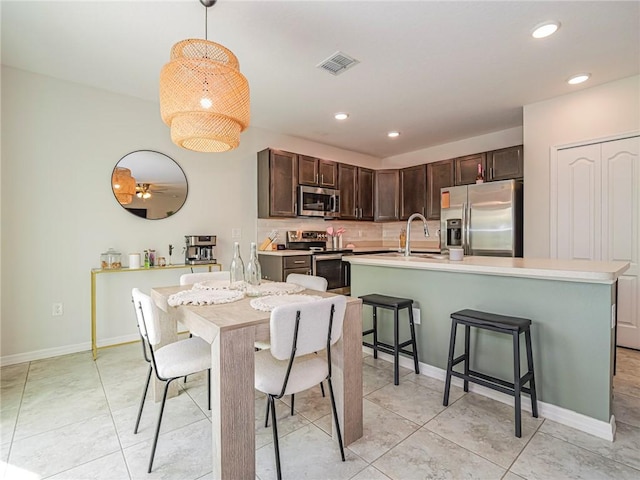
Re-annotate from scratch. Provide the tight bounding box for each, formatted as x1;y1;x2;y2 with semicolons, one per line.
377;252;447;260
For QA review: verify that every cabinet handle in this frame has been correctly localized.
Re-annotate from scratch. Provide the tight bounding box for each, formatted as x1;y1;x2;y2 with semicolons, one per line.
315;173;319;183
321;174;324;184
293;260;306;264
490;167;494;180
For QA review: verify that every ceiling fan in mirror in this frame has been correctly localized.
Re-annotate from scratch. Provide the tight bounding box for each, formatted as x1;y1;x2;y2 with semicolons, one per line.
135;183;168;200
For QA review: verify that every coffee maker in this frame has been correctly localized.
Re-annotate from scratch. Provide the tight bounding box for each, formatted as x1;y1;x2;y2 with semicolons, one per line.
185;235;216;264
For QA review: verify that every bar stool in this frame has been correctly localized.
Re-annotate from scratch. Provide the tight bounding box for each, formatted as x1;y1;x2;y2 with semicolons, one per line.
360;294;420;385
442;309;538;437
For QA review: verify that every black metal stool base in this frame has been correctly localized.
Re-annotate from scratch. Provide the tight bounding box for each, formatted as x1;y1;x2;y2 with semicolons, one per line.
360;294;420;385
442;309;538;438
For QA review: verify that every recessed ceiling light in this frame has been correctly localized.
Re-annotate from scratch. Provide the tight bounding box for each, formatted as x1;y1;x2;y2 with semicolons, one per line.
334;112;349;120
567;73;591;85
532;21;560;39
387;131;400;138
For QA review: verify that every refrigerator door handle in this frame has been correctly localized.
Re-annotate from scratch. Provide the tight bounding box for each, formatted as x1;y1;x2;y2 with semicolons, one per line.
465;203;472;255
461;202;468;254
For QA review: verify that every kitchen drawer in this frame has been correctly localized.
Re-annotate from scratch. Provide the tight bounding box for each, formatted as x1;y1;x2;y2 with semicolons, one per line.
283;255;311;269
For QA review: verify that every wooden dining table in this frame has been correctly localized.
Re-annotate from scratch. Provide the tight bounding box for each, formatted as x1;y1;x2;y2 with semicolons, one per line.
150;285;363;479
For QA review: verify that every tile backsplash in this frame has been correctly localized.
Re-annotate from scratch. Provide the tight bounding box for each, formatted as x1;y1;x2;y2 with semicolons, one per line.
257;218;441;250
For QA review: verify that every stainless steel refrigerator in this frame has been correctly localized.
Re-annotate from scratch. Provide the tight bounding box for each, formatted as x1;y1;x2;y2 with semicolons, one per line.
439;179;523;257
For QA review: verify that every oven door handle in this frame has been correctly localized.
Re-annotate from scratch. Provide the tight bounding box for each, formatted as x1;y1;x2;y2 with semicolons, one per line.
314;254;343;261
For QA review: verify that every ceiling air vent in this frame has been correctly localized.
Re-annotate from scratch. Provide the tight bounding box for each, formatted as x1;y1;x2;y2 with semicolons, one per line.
316;51;360;76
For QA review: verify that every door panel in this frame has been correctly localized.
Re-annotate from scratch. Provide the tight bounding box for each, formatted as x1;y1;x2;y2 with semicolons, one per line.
602;137;639;348
555;144;601;261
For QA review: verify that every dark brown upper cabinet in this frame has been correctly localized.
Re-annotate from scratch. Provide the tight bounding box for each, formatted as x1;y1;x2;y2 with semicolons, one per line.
400;164;427;220
487;145;523;181
297;155;338;188
426;159;454;220
339;164;374;221
258;149;298;218
374;169;400;222
454;153;486;186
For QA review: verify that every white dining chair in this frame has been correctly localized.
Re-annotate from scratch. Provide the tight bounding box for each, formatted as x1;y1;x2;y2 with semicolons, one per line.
179;270;230;285
255;274;328;352
254;295;347;480
285;273;328;292
131;288;212;473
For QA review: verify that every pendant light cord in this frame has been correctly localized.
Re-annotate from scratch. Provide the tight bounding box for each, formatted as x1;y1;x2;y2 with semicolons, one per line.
200;0;217;41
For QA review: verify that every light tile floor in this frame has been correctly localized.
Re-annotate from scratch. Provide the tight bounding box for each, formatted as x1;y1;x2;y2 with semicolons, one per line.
1;345;639;479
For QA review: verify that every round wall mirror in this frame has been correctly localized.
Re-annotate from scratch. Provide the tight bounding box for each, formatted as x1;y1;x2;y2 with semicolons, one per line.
111;150;188;220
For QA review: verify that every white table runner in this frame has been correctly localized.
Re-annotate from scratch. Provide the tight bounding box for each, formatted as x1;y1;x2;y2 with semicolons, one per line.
249;294;323;312
168;289;245;306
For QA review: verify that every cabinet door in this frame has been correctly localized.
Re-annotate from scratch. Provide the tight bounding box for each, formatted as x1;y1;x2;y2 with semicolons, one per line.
488;145;523;181
374;169;399;221
358;168;375;220
318;160;337;188
426;159;454;220
298;155;318;186
455;153;486;185
270;150;298;217
338;163;358;219
400;164;427;219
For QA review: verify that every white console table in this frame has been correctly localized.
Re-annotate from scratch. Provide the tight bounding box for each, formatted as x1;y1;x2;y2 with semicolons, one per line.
90;263;221;359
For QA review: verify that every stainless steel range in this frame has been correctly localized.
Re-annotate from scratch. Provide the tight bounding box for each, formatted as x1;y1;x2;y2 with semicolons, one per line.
285;230;352;294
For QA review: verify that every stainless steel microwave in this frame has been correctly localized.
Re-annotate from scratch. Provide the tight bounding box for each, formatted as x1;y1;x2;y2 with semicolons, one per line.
297;185;340;218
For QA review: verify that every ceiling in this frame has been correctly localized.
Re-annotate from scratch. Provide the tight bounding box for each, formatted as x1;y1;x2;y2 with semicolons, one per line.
2;1;639;158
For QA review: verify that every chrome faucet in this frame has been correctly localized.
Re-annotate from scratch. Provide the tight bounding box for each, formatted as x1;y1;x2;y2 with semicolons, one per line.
404;212;430;257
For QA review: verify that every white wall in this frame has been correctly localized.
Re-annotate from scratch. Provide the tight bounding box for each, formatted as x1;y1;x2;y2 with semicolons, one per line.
523;75;640;258
0;66;380;364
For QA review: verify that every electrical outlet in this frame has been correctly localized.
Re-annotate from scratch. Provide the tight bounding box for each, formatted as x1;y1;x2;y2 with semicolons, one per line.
232;228;241;239
52;303;63;316
412;307;421;324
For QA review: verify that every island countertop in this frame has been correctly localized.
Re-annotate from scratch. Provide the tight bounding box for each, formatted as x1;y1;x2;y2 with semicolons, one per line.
345;254;629;284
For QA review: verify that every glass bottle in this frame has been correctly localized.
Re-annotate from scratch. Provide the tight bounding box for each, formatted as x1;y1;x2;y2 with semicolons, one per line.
475;163;485;184
245;242;262;286
229;242;245;285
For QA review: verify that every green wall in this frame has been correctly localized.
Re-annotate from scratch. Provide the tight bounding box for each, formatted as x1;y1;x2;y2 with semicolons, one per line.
351;264;614;422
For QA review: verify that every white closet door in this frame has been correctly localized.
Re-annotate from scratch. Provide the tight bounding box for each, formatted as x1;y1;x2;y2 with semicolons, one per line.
552;136;639;348
554;144;601;261
602;137;639;349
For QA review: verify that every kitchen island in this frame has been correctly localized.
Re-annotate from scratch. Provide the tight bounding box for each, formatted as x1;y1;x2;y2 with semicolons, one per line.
346;254;629;440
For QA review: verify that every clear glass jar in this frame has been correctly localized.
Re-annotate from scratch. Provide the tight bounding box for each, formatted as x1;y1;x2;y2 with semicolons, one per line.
100;248;122;269
229;242;245;285
245;242;262;287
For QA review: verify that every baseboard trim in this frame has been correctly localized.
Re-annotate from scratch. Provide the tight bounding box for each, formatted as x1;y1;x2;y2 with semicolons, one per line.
0;334;141;367
1;342;92;366
363;346;615;442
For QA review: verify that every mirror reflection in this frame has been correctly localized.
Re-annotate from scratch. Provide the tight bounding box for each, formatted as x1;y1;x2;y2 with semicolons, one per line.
111;150;188;220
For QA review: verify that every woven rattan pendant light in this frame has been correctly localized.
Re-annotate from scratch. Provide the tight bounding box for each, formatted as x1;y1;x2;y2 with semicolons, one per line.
160;0;250;153
112;167;136;205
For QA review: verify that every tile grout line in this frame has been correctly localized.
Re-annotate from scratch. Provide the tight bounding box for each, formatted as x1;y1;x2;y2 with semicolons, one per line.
95;357;134;480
